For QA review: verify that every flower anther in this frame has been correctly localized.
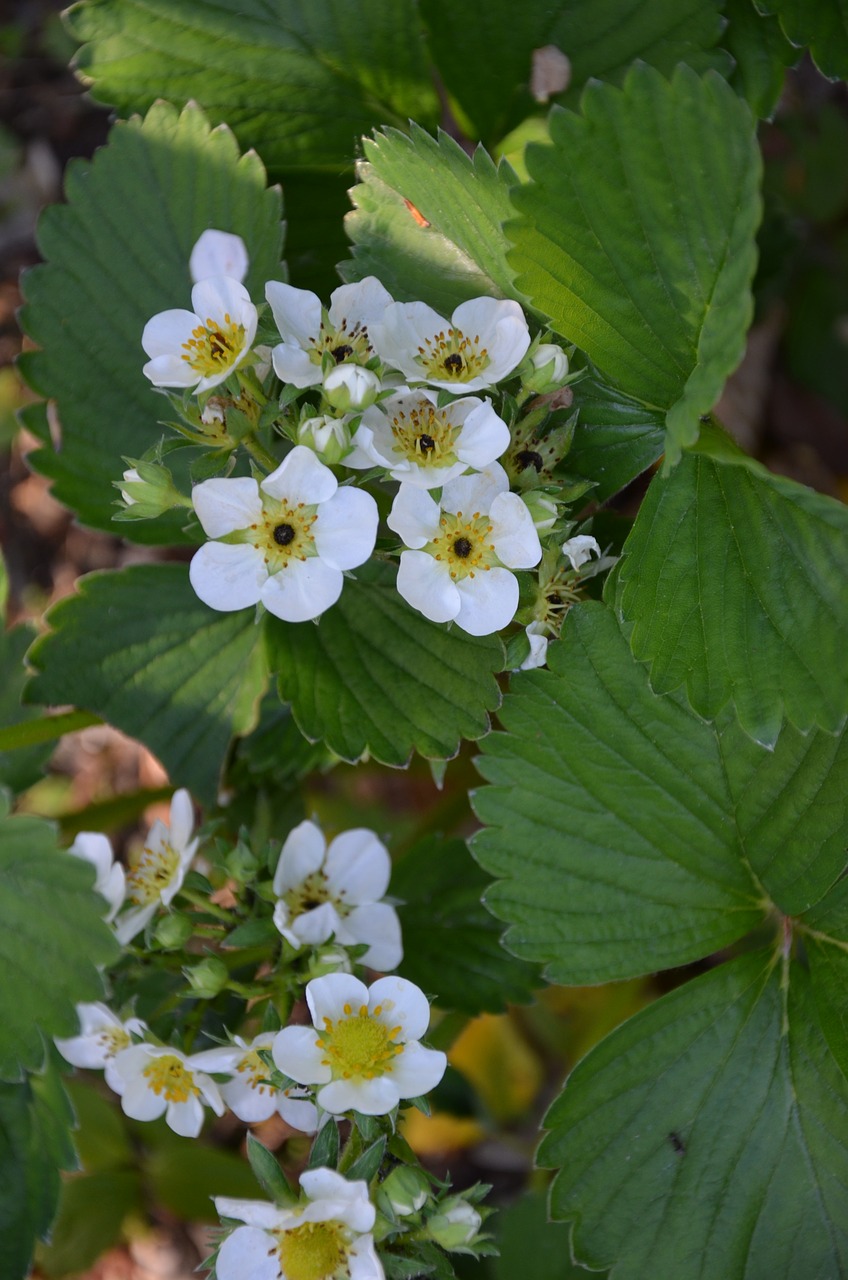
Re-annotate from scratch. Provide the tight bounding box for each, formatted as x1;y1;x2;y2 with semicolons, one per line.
110;1042;225;1137
199;1033;319;1129
370;298;530;392
142;277;257;393
114;789;197;945
266;277;393;390
54;1002;146;1091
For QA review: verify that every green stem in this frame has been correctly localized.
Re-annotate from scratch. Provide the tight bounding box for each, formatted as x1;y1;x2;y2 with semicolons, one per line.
179;887;235;923
337;1126;364;1174
243;433;279;472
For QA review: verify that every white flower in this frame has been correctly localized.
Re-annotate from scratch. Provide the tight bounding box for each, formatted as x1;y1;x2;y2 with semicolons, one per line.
561;534;601;571
370;297;530;392
273;973;446;1117
428;1198;483;1250
272;820;402;973
520;621;549;671
297;414;353;465
389;463;542;636
189;229;249;284
189;447;378;623
68;832;125;923
110;1042;225;1138
215;1168;383;1280
198;1034;318;1131
54;1002;146;1091
347;389;509;489
323;364;381;412
113;789;197;945
266;277;393;389
142;277;258;393
522;342;570;393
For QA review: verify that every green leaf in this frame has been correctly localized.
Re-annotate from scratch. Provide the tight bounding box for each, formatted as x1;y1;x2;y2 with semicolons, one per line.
25;564;267;806
341;126;525;317
472;603;771;985
493;1191;600;1280
0;814;118;1079
145;1128;263;1221
419;0;729;145
540;952;848;1279
308;1117;340;1170
508;64;761;462
566;376;665;503
37;1170;142;1279
0;1065;76;1280
346;1136;387;1184
267;562;503;767
67;0;439;172
246;1132;298;1206
755;0;848;80
0;624;53;794
722;0;797;118
615;427;848;745
393;836;541;1013
18;100;283;539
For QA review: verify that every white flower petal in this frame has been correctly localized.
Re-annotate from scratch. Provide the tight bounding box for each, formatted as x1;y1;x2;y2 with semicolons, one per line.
455;567;518;635
369;301;446;379
216;1226;280;1280
265;281;322;348
328;276;394;329
455;400;511;468
120;1076;167;1122
441;462;508;517
396;551;460;624
490;492;543;569
324;829;390;903
318;1075;399;1116
345;903;403;972
312;487;378;570
292;901;341;946
141;309;199;359
306;973;369;1026
299;1169;376;1232
168;789;194;852
68;832;114;885
261;445;337;505
278;1092;319;1133
189;229;249;284
387;1041;447;1098
260;557;343;622
192;476;263;537
142;354;200;388
388;485;441;549
350;1235;385;1280
189;542;267;613
345;422;389;470
561;534;601;570
271;341;322;388
452;297;530;380
274;820;327;895
273;1026;331;1085
368;976;431;1042
113;902;157;945
215;1198;290;1229
520;622;549;671
190;277;255;332
166;1094;205;1138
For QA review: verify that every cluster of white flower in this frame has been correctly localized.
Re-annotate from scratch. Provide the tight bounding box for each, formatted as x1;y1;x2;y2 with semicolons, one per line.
134;229;605;646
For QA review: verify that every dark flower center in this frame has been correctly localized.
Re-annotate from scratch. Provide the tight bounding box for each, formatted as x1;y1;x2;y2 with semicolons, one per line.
516;449;544;473
417;433;436;453
453;536;473;558
274;523;296;546
331;343;353;363
444;352;464;374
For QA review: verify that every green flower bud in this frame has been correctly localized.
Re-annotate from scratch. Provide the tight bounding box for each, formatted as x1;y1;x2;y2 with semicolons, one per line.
426;1197;483;1251
323;364;381;412
185;956;229;998
114;460;188;520
297;414;353;465
380;1166;431;1217
519;343;569;394
303;944;353;980
521;490;559;532
153;912;194;949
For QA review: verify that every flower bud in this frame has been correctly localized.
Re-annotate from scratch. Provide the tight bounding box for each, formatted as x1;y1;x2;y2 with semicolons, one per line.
297;415;353;465
520;621;549;671
520;343;570;394
153;913;193;949
426;1198;483;1251
185;956;229;998
522;491;559;532
116;461;186;519
380;1166;430;1217
303;944;353;980
323;364;381;412
561;534;600;571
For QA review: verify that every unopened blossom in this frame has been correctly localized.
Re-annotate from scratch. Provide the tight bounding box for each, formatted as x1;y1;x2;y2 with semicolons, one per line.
189;229;249;284
520;342;570;394
297;414;353;466
110;1042;225;1138
389;463;542;636
520;621;549;671
198;1033;318;1131
323;364;381;413
272;820;402;972
347;388;509;489
142;277;257;393
189;446;378;623
113;789;197;945
370;297;530;392
68;832;125;922
427;1197;483;1251
266;276;393;389
273;973;446;1117
561;534;601;571
215;1168;383;1280
55;1002;146;1091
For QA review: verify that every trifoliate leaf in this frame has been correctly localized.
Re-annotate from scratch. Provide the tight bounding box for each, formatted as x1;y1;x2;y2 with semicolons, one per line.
540;952;848;1279
341;126;526;317
0;1065;76;1280
393;837;541;1013
566;376;665;502
18;100;283;541
25;564;267;805
615;425;848;746
67;0;439;173
508;64;761;462
419;0;729;144
266;562;503;767
473;603;847;983
0;814;118;1080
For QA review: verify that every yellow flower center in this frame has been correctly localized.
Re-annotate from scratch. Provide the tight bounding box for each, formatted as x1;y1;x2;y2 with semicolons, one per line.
181;314;246;377
389;402;461;467
97;1026;132;1058
415;327;490;383
308;316;373;368
244;498;319;570
142;1053;198;1103
284;870;349;920
236;1049;273;1095
276;1221;349;1280
425;510;498;582
126;842;181;906
319;1003;403;1081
